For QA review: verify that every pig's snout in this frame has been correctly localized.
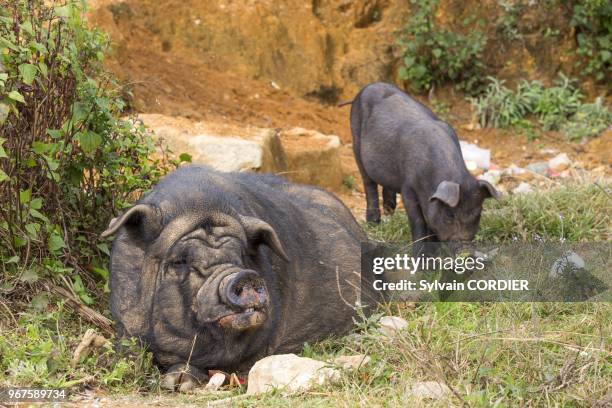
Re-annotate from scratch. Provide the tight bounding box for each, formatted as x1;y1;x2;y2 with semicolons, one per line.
219;270;268;310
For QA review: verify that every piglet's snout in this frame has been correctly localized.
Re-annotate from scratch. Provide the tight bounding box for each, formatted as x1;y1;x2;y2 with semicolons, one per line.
219;270;268;310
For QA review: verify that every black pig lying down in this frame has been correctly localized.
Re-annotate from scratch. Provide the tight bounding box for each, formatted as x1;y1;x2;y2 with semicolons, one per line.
101;166;365;390
348;82;500;245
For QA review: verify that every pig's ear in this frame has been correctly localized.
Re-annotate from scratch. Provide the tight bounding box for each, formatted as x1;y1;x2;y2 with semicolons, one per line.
101;204;162;240
430;181;460;208
478;180;502;201
240;216;289;262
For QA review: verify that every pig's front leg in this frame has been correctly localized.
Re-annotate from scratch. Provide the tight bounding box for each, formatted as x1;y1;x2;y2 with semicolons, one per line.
401;187;433;255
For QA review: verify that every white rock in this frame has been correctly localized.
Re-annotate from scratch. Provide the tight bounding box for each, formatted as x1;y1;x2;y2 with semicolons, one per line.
504;164;526;176
187;134;263;172
548;153;571;172
138;114;284;173
407;381;451;399
246;354;340;395
540;148;558;155
512;182;533;195
204;372;226;391
526;161;549;176
332;354;371;370
465;160;478;172
550;251;586;278
479;170;502;186
378;316;408;337
460;141;490;170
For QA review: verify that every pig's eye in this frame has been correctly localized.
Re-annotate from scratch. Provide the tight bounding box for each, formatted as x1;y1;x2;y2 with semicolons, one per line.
168;258;189;270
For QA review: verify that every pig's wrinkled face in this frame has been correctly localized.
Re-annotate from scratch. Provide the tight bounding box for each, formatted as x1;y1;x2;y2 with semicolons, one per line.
103;207;288;368
162;224;270;332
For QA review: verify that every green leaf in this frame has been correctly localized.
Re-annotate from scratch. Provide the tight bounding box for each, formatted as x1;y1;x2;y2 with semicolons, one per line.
0;169;9;183
6;255;19;264
96;242;110;256
432;48;442;58
20;268;39;284
25;223;39;238
91;266;109;280
30;197;43;210
179;153;192;163
0;137;7;158
20;20;34;35
18;63;37;85
78;131;102;154
8;90;25;104
14;236;27;248
55;5;71;17
31;293;49;310
73;275;94;305
38;61;48;77
46;129;63;139
30;208;49;223
19;189;31;204
31;141;52;154
48;234;66;252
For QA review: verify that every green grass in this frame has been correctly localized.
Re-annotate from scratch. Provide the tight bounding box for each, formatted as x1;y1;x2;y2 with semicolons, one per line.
366;182;611;243
0;182;610;405
243;302;611;407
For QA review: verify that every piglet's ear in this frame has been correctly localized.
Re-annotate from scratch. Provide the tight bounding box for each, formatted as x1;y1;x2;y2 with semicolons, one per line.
101;204;162;240
479;179;502;201
430;180;460;208
239;215;289;262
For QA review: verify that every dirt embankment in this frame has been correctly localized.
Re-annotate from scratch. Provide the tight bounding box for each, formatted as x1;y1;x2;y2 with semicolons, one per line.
93;0;594;101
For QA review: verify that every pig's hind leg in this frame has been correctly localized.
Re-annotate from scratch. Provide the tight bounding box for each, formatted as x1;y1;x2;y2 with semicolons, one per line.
363;177;381;224
382;187;397;215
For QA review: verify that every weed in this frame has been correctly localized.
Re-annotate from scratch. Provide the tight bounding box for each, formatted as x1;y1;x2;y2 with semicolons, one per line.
470;76;611;140
0;303;160;390
343;175;356;191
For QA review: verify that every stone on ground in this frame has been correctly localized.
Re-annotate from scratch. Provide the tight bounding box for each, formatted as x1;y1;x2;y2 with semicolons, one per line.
246;354;340;395
138;114;286;173
378;315;408;337
204;372;226;391
407;381;452;400
548;153;571;172
332;354;371;370
279;127;344;190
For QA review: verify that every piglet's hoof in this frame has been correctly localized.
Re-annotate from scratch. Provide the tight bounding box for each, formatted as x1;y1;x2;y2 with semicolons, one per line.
162;364;207;393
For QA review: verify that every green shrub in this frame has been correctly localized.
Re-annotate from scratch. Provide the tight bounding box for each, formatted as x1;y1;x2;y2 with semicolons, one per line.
528;75;582;131
469;77;531;128
570;0;611;82
470;75;611;140
0;1;170;298
561;97;612;141
396;0;487;94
